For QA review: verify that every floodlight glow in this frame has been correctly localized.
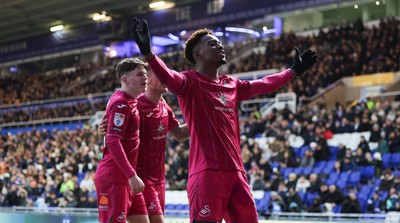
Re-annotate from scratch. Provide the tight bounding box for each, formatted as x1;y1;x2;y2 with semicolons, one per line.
50;25;64;32
225;27;260;37
168;33;180;41
180;30;187;36
214;31;224;37
149;1;165;8
93;13;106;21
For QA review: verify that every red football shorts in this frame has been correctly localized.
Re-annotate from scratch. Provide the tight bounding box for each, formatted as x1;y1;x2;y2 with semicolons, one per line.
142;183;165;215
95;180;148;223
187;169;258;223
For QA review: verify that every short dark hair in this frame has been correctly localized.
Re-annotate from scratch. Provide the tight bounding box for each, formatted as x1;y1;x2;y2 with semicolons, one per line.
115;58;147;80
184;28;214;64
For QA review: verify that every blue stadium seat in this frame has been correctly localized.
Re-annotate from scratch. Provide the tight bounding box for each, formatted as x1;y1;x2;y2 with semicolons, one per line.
382;153;392;169
329;146;339;160
390;153;400;168
312;166;324;175
332;205;342;213
348;171;361;187
283;168;293;179
315;161;327;168
294;167;303;176
322;161;335;174
256;192;270;212
305;192;318;207
339;172;350;182
336;179;347;190
303;167;313;176
360;165;375;181
328;172;340;182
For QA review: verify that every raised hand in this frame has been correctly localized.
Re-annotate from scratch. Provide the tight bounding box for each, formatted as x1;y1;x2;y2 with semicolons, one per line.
132;18;152;55
290;47;318;76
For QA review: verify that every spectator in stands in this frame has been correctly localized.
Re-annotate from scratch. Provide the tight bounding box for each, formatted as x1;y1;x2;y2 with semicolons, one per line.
295;175;310;193
367;192;385;213
251;172;265;190
358;136;371;154
333;161;342;173
313;140;331;162
342;155;359;172
280;150;297;168
388;131;400;153
324;185;345;206
286;173;297;190
268;191;286;213
300;149;315;167
354;148;368;166
319;183;329;204
307;173;322;194
379;169;395;192
369;121;381;141
285;187;302;212
336;143;347;162
341;192;362;213
376;136;390;154
308;197;323;213
385;188;400;212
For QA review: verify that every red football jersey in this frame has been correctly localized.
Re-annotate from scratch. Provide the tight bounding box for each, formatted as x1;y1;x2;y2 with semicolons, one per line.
95;90;140;184
136;94;179;185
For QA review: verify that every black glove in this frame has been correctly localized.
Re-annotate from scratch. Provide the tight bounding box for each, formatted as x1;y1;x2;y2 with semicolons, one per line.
132;18;152;55
290;47;318;76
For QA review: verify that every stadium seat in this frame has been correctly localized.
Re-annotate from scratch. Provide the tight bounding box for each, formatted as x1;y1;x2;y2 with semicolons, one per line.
382;153;392;169
339;172;350;182
390;153;400;169
360;165;375;181
256;192;270;212
305;192;318;207
336;179;347;190
312;166;324;175
348;171;361;187
315;161;327;168
302;167;313;176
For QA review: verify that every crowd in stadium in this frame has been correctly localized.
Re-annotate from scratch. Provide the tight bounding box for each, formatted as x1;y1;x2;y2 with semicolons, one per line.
1;97;400;214
1;17;399;124
0;15;400;216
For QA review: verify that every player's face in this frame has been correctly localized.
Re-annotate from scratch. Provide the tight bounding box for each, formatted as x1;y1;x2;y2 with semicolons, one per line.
122;65;147;94
147;69;167;93
196;34;227;65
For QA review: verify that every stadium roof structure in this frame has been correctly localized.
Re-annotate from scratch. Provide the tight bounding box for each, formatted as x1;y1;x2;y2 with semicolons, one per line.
0;0;201;44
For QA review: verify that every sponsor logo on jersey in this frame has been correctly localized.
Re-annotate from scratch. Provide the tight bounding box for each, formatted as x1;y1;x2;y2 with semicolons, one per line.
146;112;153;117
113;113;125;127
199;204;211;217
98;195;109;211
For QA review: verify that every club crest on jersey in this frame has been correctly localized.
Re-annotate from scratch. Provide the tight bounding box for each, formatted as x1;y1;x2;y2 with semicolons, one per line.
114;113;125;127
199;204;211;217
148;202;157;212
116;212;126;222
217;92;229;105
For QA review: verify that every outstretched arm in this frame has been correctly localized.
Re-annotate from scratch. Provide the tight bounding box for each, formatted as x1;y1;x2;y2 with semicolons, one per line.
248;69;295;98
244;48;317;98
132;18;186;93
